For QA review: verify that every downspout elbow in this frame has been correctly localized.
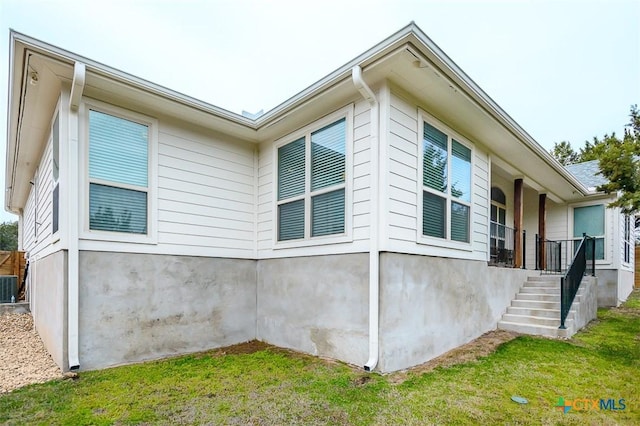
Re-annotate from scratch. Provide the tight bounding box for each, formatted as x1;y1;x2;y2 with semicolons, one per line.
69;63;85;111
352;66;377;106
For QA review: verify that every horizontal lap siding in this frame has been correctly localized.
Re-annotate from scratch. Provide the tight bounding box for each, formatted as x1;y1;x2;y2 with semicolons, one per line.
257;141;273;252
158;124;255;255
546;201;567;241
473;151;489;256
352;101;372;245
388;94;418;244
23;138;54;256
387;92;488;260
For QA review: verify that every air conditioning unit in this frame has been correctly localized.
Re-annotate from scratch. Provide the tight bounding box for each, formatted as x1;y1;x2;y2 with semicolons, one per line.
0;276;18;303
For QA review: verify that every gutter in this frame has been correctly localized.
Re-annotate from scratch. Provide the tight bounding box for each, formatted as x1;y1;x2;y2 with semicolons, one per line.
67;62;85;371
352;66;379;372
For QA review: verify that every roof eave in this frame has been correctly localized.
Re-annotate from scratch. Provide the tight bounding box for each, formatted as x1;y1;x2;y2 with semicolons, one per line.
406;25;590;197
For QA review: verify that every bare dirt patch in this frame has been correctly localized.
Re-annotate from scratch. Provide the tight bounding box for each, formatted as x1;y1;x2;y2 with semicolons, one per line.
388;329;520;384
207;340;272;356
0;313;62;394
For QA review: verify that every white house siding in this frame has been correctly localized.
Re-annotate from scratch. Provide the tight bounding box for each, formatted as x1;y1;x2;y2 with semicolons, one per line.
386;91;489;261
546;200;568;242
352;100;373;245
154;120;256;258
257;101;371;258
387;92;418;247
472;150;490;257
22;137;54;257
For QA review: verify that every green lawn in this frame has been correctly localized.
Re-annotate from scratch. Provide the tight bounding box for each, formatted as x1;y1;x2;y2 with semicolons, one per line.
2;290;639;425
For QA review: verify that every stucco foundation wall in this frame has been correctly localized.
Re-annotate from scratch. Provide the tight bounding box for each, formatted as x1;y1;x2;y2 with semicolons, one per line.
596;269;619;307
78;251;256;370
31;250;67;371
618;270;634;306
379;252;533;372
574;276;598;331
257;253;369;367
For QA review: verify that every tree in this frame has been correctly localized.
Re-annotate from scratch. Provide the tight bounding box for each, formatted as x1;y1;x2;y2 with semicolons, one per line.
578;136;609;162
595;105;640;215
0;221;18;251
550;141;579;165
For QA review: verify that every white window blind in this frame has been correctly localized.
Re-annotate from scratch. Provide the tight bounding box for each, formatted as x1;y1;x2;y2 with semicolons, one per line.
422;121;472;243
277;117;346;242
88;110;149;235
573;204;605;260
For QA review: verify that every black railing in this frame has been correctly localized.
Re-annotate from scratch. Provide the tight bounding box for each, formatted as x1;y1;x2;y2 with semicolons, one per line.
536;236;582;274
489;221;516;267
560;234;596;329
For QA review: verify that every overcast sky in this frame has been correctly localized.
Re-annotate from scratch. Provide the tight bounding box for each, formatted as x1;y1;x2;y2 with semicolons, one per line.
1;0;638;222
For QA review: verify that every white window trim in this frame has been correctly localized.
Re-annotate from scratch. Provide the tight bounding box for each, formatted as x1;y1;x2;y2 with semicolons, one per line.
622;214;632;265
79;99;158;245
272;105;353;249
568;201;610;266
417;110;474;251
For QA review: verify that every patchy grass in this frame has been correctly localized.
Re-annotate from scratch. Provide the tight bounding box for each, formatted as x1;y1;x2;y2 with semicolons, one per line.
2;290;639;425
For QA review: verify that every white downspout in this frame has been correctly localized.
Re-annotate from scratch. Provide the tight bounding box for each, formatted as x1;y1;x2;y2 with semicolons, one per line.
352;66;379;371
67;62;85;371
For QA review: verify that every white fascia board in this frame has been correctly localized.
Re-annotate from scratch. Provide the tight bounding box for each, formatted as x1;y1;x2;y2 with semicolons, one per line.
5;31;20;213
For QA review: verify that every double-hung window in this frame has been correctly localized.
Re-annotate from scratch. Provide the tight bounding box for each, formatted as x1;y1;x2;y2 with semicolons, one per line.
277;116;347;242
88;109;149;235
421;119;472;243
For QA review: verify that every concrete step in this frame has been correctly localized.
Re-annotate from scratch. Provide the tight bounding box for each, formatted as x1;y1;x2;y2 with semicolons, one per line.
501;313;572;328
512;299;561;310
516;293;561;302
520;287;561;295
516;293;583;303
523;281;559;289
526;276;562;283
506;306;575;320
0;302;30;314
497;320;571;338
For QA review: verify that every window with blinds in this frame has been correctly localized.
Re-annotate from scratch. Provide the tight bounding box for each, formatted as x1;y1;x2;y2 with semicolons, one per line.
422;121;472;243
573;204;605;260
277;117;346;242
88;110;149;234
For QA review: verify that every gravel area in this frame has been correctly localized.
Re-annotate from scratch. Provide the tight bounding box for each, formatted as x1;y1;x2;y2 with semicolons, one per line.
1;313;63;394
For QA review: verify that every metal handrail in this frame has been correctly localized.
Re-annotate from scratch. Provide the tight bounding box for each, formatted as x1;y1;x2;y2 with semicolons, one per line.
560;234;595;329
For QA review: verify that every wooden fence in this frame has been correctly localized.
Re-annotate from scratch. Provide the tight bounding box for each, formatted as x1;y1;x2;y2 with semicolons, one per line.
0;251;26;299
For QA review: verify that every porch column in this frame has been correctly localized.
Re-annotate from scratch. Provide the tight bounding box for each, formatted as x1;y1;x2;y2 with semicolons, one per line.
538;193;547;270
513;178;523;268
